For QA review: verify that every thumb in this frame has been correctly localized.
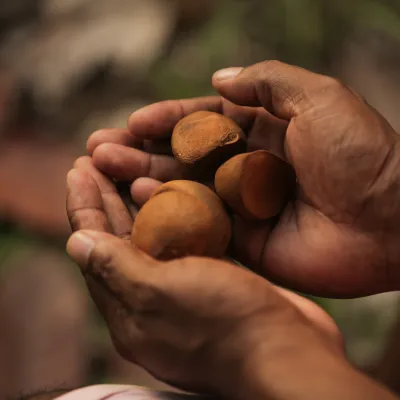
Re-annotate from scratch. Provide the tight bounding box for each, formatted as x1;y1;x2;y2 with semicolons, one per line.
66;230;158;299
212;60;334;120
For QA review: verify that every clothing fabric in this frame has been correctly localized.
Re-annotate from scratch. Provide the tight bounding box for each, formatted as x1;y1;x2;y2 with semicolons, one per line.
55;384;210;399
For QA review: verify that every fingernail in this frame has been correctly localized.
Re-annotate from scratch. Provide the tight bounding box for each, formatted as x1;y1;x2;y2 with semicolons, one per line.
213;67;243;81
67;232;95;268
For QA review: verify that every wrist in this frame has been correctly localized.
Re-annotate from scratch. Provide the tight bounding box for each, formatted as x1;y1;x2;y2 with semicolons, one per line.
209;305;310;399
211;309;396;400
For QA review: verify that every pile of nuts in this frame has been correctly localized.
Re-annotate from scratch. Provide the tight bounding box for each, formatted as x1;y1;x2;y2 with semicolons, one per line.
131;111;296;260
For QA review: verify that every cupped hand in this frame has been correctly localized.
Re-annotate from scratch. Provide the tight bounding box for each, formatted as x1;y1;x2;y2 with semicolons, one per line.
87;61;400;297
65;159;344;398
65;161;399;400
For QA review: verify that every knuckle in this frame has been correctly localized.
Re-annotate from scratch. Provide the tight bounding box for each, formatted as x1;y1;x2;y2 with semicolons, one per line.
246;60;282;82
68;213;82;232
89;249;115;280
259;59;282;71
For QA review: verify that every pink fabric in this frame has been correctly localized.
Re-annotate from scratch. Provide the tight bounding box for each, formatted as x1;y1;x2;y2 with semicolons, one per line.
55;385;133;400
55;384;207;399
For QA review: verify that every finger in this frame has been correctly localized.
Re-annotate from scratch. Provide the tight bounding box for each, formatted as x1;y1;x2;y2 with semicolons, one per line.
127;96;259;140
87;128;143;155
92;143;185;182
74;156;133;240
143;139;173;156
66;169;111;233
127;96;288;160
116;181;140;219
66;230;159;308
68;239;143;354
131;177;162;207
212;61;334;120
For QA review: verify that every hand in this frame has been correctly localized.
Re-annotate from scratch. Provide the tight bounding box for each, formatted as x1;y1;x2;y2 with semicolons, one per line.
87;61;400;297
65;161;397;400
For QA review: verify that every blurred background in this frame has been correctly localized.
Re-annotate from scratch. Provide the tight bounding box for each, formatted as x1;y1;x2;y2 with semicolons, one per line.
0;0;400;398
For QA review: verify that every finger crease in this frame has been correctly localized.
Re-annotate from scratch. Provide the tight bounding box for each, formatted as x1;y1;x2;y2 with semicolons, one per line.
69;205;104;213
147;153;154;177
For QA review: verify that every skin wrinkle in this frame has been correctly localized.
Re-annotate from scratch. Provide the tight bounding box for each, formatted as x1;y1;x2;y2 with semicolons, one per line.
366;139;396;195
288;105;372;225
272;79;302;118
67;204;105;214
85;270;142;326
89;261;128;303
101;191;133;212
342;105;399;230
254;74;274;111
252;63;310;119
256;217;276;273
68;209;109;232
99;196;132;239
87;248;164;319
146;151;155;180
354;142;396;229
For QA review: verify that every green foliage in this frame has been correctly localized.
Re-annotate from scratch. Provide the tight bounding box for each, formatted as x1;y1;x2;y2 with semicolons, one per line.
152;0;400;101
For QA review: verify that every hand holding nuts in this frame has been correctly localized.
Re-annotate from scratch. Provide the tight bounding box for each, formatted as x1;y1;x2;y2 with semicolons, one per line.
131;111;295;260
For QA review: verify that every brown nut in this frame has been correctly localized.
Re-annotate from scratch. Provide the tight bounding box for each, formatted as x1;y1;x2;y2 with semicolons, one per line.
171;111;246;178
151;180;232;257
215;150;296;220
131;180;232;260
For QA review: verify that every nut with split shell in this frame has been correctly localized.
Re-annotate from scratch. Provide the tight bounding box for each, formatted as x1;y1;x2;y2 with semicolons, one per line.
171;111;246;178
215;150;296;220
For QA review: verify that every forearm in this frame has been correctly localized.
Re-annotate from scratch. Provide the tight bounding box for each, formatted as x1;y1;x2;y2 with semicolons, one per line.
222;326;398;400
245;345;396;400
205;306;396;400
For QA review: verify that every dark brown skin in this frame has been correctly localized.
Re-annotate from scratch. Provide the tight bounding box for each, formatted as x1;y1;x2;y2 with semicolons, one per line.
89;60;400;297
66;60;400;400
172;111;246;179
215;150;296;220
65;165;397;400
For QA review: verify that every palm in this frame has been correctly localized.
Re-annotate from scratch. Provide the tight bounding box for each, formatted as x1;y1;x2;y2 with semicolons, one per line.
265;92;399;296
88;94;400;297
